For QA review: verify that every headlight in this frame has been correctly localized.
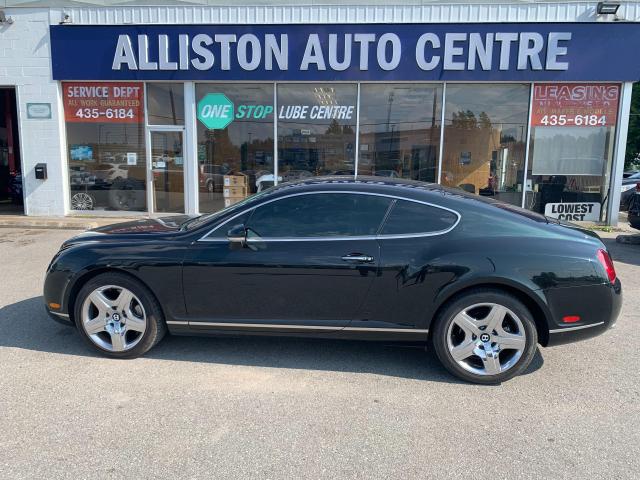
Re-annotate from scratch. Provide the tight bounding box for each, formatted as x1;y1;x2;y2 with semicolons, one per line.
621;184;635;192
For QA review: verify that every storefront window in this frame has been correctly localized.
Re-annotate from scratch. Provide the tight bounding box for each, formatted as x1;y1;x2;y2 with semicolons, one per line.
358;84;442;182
525;83;619;222
62;82;146;212
147;83;184;126
277;84;357;179
196;84;274;213
441;84;530;206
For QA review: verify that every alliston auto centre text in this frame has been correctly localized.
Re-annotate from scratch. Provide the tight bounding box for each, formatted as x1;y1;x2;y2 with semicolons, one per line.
111;31;572;72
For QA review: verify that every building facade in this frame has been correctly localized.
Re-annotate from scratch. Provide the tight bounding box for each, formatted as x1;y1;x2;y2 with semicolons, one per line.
1;1;639;225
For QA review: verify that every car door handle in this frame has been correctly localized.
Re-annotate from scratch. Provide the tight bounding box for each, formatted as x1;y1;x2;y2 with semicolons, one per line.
341;254;375;263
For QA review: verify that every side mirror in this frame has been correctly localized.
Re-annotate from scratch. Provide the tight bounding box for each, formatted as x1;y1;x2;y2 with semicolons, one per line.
226;224;247;246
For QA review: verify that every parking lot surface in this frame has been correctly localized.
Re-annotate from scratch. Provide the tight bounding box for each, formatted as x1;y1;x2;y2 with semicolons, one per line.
0;227;639;479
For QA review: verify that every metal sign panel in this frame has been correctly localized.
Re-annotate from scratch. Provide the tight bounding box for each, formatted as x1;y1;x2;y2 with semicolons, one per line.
544;202;601;222
50;23;640;82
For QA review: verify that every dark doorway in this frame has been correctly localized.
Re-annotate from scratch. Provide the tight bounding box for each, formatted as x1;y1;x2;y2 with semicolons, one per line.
0;88;22;214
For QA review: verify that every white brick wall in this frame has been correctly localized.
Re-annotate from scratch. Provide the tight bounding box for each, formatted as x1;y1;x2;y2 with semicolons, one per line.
1;3;638;218
1;9;66;216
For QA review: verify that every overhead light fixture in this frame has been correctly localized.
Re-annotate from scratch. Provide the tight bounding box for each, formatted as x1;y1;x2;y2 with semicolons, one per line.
59;13;72;25
597;2;620;15
0;11;14;24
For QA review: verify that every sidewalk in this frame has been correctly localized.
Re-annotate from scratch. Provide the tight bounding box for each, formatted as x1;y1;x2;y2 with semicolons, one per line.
0;214;141;230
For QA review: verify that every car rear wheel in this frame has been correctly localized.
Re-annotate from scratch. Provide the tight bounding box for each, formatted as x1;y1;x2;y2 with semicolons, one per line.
74;272;167;358
431;289;538;384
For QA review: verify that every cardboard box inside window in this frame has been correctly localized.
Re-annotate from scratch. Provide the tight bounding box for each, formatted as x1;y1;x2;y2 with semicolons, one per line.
224;197;244;208
223;186;247;198
224;175;248;187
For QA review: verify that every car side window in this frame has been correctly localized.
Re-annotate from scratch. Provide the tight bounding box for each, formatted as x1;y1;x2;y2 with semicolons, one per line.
246;193;392;238
205;210;254;238
380;200;458;235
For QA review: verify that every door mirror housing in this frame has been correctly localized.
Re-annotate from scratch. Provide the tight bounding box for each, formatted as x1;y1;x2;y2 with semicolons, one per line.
227;224;247;246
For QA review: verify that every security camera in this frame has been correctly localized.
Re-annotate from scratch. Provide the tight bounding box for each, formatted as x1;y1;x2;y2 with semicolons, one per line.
0;11;14;25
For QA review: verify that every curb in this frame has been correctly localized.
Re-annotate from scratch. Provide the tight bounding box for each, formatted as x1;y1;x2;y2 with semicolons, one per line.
0;216;137;231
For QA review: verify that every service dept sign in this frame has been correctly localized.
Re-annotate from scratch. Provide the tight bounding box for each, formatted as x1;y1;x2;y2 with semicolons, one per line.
545;202;601;222
50;23;640;81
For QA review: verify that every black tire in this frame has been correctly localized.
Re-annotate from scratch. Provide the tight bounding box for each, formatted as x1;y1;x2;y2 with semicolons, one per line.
73;272;167;358
430;289;538;384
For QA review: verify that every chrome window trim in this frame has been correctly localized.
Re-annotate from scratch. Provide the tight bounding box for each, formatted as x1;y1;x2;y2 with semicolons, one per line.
198;190;461;242
549;322;605;334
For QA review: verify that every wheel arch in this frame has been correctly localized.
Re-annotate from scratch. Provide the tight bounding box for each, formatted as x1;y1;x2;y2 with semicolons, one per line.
65;267;165;327
429;281;551;346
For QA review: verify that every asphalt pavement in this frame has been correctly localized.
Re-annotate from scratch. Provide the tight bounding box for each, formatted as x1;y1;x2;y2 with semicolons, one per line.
0;227;638;479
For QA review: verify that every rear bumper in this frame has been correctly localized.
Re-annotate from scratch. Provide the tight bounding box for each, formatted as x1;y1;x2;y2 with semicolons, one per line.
545;278;622;347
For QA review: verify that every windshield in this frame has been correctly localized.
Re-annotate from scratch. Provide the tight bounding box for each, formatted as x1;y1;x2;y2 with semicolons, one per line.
181;187;275;231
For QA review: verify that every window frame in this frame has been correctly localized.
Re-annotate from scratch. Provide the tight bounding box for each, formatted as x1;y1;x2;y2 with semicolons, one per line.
199;190;461;242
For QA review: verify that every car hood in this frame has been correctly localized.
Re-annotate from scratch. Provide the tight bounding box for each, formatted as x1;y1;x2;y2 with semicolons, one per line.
62;215;197;247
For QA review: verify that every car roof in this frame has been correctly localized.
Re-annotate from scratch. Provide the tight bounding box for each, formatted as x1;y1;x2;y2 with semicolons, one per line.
254;175;554;225
263;175;493;204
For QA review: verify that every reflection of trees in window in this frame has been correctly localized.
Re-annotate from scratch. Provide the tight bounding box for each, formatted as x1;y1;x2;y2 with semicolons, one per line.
479;112;492;129
450;110;493;130
443;86;529;204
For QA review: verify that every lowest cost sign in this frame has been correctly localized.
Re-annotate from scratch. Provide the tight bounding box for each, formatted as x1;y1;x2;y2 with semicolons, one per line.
545;202;601;222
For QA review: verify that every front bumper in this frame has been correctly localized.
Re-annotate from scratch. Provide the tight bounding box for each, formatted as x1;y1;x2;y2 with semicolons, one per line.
46;306;74;327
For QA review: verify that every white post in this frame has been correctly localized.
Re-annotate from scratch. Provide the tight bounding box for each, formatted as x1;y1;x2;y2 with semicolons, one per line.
183;82;199;215
273;82;278;185
143;83;154;215
354;83;361;179
607;82;633;226
521;84;534;209
437;83;446;184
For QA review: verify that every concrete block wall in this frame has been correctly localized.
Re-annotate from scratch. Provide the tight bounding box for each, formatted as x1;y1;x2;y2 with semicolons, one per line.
1;9;66;216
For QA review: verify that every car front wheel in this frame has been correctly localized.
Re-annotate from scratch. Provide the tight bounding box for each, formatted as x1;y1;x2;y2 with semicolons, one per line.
74;272;166;358
431;289;538;384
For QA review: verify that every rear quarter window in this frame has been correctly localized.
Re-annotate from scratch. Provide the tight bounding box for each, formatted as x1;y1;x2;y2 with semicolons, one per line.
381;200;458;235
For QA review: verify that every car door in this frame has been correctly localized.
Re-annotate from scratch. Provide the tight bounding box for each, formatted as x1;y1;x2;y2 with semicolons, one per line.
182;191;393;329
351;198;461;330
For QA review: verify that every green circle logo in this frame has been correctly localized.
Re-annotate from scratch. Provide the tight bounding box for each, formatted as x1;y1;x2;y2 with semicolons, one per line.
197;93;235;130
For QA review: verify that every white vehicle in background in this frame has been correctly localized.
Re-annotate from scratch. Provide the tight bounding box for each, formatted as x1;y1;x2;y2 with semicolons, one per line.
256;173;282;192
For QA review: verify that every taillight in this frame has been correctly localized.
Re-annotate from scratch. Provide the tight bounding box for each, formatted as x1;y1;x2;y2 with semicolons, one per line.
636;182;640;192
597;249;617;284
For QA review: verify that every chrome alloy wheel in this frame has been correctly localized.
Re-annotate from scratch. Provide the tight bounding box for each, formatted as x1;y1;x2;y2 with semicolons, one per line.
446;303;527;376
80;285;147;352
71;192;94;210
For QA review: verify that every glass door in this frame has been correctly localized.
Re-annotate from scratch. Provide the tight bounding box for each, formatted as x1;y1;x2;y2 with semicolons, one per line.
149;129;185;213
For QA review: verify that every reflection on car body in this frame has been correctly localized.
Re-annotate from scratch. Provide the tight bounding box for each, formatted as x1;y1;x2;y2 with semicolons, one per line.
44;177;622;384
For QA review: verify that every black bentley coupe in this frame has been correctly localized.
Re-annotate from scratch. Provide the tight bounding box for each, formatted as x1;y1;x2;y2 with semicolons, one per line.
44;177;622;384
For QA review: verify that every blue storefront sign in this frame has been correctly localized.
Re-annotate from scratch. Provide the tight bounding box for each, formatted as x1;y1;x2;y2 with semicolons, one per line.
50;23;640;82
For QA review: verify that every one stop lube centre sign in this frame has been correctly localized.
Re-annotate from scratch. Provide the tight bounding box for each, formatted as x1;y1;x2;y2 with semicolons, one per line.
197;93;273;129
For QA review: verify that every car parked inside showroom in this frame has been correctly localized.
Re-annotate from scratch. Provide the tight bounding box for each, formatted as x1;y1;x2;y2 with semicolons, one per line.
44;177;621;384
